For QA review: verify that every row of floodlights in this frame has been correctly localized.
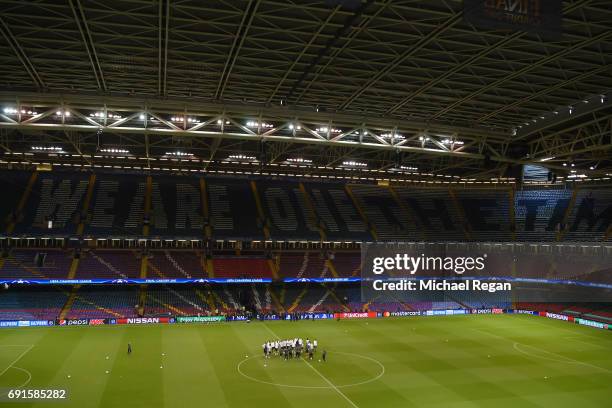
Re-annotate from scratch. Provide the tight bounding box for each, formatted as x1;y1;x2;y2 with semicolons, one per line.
90;112;122;119
246;121;273;129
228;154;258;161
100;148;129;154
31;146;63;152
25;147;418;171
3;108;38;115
286;157;312;164
316;127;341;134
517;93;609;132
171;116;201;123
342;160;367;167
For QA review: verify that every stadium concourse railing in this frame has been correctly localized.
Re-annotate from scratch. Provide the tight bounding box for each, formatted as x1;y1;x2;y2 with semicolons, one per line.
0;309;610;331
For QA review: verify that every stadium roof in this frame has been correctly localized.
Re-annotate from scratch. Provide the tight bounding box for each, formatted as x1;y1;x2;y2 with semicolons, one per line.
0;0;611;179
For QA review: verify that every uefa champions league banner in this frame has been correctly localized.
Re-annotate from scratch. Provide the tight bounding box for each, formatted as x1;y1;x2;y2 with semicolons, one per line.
361;242;612;304
0;277;356;285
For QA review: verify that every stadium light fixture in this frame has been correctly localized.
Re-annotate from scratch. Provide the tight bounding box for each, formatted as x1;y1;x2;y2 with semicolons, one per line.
246;121;273;129
228;154;258;162
286;157;312;164
441;139;464;146
165;151;193;157
92;112;121;119
316;127;341;134
381;133;405;141
342;160;367;168
539;157;555;162
100;148;130;154
31;146;64;152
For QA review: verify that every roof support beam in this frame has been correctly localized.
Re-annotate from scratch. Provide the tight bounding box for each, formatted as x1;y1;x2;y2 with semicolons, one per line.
293;0;390;105
430;30;612;121
69;0;106;92
158;0;170;96
0;91;508;142
338;11;463;111
214;0;260;100
266;6;340;105
0;17;45;89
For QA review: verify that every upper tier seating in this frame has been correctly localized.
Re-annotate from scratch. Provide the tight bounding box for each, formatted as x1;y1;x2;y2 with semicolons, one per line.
1;170;610;242
514;189;570;241
330;252;361;277
0;249;72;279
349;185;418;241
212;258;272;278
277;252;327;278
147;250;205;279
76;250;141;279
258;180;321;241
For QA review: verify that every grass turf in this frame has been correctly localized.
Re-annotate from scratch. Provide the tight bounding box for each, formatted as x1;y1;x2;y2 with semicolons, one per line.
0;314;610;407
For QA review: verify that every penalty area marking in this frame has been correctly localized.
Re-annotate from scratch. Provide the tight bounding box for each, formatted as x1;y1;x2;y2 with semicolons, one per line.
512;342;612;374
237;352;385;389
474;328;611;374
0;345;34;378
11;367;32;388
0;345;34;390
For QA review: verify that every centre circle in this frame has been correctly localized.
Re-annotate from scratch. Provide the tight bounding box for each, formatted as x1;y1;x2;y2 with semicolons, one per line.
237;351;385;389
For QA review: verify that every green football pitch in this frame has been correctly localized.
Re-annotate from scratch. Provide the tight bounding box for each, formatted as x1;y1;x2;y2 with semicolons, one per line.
0;315;610;408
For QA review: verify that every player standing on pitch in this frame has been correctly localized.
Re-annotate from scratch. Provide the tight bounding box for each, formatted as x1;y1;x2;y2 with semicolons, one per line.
128;343;132;355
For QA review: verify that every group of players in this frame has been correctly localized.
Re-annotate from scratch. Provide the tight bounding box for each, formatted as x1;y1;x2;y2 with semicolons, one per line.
262;338;326;361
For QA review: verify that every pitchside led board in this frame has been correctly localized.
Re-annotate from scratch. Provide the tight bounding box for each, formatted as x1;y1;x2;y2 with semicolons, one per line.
361;242;612;304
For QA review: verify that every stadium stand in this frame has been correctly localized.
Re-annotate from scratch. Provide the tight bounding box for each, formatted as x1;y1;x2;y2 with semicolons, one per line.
75;250;141;279
66;286;140;319
0;249;72;279
147;250;205;279
212;257;273;278
0;287;67;320
0;171;610;323
2;171;611;241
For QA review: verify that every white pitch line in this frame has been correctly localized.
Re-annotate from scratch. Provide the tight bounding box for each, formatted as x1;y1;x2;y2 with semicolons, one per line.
0;345;34;378
514;342;612;374
473;328;612;374
261;323;360;408
301;355;359;408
